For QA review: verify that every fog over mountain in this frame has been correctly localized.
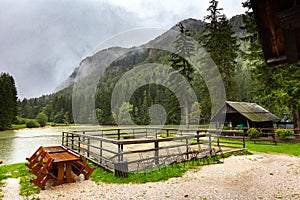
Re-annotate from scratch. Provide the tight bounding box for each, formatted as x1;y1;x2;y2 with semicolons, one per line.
0;0;246;99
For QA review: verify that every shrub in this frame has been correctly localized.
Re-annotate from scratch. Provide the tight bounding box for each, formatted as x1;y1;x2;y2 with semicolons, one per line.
275;128;293;140
13;116;27;125
248;128;260;139
36;112;48;127
26;120;40;128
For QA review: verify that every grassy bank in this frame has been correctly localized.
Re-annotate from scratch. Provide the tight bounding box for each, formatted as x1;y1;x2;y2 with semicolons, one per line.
219;138;300;156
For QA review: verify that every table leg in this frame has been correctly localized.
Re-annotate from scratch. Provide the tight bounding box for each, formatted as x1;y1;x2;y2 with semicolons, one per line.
53;163;65;186
65;162;76;183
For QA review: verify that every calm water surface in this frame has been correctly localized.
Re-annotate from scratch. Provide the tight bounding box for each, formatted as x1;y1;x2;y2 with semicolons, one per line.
0;126;80;165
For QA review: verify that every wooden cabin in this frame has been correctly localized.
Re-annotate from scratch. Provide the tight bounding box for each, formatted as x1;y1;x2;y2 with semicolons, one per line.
211;101;280;129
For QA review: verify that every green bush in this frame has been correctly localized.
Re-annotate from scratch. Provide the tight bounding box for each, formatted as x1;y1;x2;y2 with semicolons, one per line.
13;116;27;125
275;128;293;140
26;120;40;128
36;112;48;127
248;128;260;139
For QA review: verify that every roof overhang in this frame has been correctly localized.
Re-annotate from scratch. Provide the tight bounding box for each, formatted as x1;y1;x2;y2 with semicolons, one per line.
250;0;300;65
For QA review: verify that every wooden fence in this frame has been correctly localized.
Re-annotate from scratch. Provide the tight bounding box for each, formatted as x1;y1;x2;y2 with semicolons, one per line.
62;128;245;173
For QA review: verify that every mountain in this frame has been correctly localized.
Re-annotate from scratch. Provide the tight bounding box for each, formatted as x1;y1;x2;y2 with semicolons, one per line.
54;18;202;91
56;15;244;92
18;15;249;125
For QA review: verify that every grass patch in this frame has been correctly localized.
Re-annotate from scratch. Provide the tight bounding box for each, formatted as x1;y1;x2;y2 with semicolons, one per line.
245;141;300;156
11;124;27;130
0;163;40;198
159;133;176;138
219;138;300;156
90;150;249;184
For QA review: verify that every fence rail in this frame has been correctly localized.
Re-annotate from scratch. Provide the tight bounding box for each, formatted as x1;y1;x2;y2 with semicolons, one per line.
62;128;245;173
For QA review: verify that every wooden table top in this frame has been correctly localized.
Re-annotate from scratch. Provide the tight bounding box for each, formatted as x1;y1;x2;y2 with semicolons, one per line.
44;146;67;153
49;151;80;163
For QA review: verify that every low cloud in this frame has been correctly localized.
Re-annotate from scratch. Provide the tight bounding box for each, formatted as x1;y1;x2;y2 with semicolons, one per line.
0;0;245;99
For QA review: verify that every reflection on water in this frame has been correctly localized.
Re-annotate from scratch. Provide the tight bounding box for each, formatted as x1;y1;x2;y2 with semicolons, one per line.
0;126;80;165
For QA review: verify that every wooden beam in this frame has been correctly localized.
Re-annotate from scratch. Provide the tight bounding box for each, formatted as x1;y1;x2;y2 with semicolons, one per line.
282;29;298;64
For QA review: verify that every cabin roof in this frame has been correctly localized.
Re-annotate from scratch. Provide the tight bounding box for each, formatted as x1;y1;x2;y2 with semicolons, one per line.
211;101;280;122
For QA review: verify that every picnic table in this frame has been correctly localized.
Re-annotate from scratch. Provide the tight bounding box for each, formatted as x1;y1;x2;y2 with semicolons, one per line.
26;145;95;189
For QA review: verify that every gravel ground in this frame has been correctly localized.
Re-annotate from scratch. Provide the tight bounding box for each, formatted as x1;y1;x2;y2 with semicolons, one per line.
2;152;300;200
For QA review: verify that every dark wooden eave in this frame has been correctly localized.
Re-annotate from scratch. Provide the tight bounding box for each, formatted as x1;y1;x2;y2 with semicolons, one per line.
250;0;300;65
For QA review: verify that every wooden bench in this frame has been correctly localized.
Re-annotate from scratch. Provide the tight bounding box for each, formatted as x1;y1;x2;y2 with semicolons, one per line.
25;146;45;169
30;152;57;190
71;155;95;180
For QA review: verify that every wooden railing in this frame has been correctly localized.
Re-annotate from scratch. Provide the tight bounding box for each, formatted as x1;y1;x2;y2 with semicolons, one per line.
62;128;245;173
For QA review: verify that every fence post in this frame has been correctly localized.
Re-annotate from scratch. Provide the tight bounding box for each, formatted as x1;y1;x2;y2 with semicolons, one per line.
185;138;189;160
66;132;69;147
118;144;123;162
78;136;81;153
100;140;103;164
167;129;169;137
243;132;245;148
154;141;159;165
71;134;74;150
118;129;120;140
62;132;65;146
87;137;90;158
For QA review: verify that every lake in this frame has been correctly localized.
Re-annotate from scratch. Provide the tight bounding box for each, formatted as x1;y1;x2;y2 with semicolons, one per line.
0;126;83;165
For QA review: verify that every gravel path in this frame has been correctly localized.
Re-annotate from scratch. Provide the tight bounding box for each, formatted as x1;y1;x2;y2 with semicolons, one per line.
2;153;300;200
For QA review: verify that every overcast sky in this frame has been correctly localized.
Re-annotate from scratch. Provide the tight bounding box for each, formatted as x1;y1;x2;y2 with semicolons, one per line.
0;0;246;99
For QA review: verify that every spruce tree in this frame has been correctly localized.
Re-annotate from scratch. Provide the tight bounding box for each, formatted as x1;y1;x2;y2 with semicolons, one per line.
200;0;239;100
0;72;18;130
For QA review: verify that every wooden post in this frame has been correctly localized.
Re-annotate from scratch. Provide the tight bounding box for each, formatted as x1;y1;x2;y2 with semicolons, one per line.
66;132;69;147
118;129;120;140
62;132;65;146
185;138;189;160
78;136;81;153
71;134;74;150
154;141;159;165
242;132;245;148
118;144;124;162
100;140;103;164
87;137;90;158
167;129;169;137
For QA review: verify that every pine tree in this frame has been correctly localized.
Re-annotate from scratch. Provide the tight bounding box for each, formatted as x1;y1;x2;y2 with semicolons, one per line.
0;72;18;130
200;0;239;100
169;22;195;128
